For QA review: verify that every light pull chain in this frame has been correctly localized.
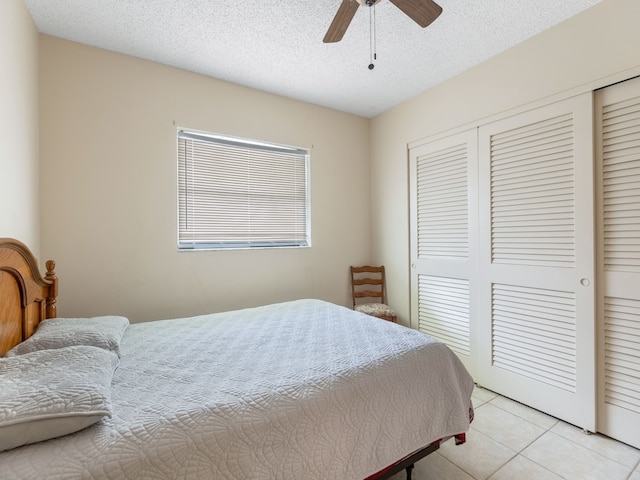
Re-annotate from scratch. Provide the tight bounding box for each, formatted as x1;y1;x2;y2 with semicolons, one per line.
368;3;377;70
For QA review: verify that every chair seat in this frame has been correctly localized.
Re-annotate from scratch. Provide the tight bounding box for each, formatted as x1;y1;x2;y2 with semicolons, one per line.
355;303;397;319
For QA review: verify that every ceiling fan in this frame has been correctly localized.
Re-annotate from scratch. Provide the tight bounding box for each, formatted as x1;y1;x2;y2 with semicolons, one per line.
323;0;443;43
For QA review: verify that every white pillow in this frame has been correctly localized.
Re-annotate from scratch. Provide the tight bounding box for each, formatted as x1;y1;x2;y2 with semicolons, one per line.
6;316;129;357
0;345;118;452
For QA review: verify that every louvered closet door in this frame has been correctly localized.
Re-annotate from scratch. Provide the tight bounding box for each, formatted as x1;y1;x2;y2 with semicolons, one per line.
596;76;640;448
409;129;479;375
477;93;596;431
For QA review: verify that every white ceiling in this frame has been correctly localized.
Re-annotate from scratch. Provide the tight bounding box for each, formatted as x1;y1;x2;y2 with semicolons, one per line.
24;0;601;118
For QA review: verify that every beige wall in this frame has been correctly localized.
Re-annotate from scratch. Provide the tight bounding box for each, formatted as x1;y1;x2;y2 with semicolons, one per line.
371;0;640;325
39;36;371;322
32;0;640;324
0;0;39;254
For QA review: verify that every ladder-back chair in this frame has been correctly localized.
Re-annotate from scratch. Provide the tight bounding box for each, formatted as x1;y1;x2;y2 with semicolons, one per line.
350;265;397;323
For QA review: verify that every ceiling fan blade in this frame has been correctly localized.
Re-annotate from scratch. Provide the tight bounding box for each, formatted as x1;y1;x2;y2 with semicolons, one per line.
389;0;442;28
323;0;360;43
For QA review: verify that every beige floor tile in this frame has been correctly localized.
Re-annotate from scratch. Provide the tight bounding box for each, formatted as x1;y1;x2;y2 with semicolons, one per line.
439;428;516;480
551;421;640;468
472;386;498;406
387;452;474;480
471;402;546;452
522;431;633;480
488;455;564;480
488;394;558;430
421;389;639;480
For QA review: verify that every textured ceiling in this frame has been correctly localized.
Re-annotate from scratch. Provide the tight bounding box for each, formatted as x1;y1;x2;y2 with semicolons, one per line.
24;0;601;118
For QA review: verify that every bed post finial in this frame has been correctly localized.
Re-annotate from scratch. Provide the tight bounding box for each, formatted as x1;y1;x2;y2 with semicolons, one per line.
45;260;58;318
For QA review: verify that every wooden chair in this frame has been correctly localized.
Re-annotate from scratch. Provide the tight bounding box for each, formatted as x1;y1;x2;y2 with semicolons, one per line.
350;265;397;323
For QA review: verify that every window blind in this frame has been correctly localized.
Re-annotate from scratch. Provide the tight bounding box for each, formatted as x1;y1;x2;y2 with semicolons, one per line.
178;130;310;250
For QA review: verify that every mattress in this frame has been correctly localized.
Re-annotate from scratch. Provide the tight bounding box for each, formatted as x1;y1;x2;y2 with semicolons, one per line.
0;299;474;479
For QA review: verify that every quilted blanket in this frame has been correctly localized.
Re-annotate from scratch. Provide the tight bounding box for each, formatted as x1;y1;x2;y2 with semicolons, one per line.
0;299;474;479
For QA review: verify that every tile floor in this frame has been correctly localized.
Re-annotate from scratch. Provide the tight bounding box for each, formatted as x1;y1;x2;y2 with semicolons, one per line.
390;386;640;480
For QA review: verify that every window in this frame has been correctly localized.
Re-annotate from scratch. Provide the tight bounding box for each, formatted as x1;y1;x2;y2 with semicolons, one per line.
177;129;311;250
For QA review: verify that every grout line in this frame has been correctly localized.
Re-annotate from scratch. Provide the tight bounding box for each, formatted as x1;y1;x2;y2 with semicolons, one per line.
491;453;570;480
626;451;640;480
483;450;520;480
434;452;480;480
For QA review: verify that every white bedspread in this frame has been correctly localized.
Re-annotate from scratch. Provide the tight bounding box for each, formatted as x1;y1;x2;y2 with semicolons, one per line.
0;299;474;480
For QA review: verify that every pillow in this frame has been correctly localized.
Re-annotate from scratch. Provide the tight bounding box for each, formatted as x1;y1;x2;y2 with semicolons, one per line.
5;316;129;358
0;345;118;452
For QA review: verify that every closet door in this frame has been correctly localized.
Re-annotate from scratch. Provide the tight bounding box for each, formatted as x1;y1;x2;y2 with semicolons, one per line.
409;129;479;374
596;76;640;449
477;93;596;431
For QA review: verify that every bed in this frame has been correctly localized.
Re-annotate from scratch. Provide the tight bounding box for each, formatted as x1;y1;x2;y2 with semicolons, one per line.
0;238;474;479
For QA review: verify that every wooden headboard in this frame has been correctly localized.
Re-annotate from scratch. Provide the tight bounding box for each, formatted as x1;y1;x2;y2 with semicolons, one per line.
0;238;58;356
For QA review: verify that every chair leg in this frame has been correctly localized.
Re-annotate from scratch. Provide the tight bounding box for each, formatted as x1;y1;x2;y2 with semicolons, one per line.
406;464;414;480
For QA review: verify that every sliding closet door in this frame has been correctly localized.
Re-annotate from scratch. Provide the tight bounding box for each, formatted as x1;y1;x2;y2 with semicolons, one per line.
596;76;640;449
409;129;479;374
476;93;596;431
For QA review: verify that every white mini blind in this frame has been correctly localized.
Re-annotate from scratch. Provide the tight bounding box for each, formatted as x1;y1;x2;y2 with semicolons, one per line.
178;130;310;250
